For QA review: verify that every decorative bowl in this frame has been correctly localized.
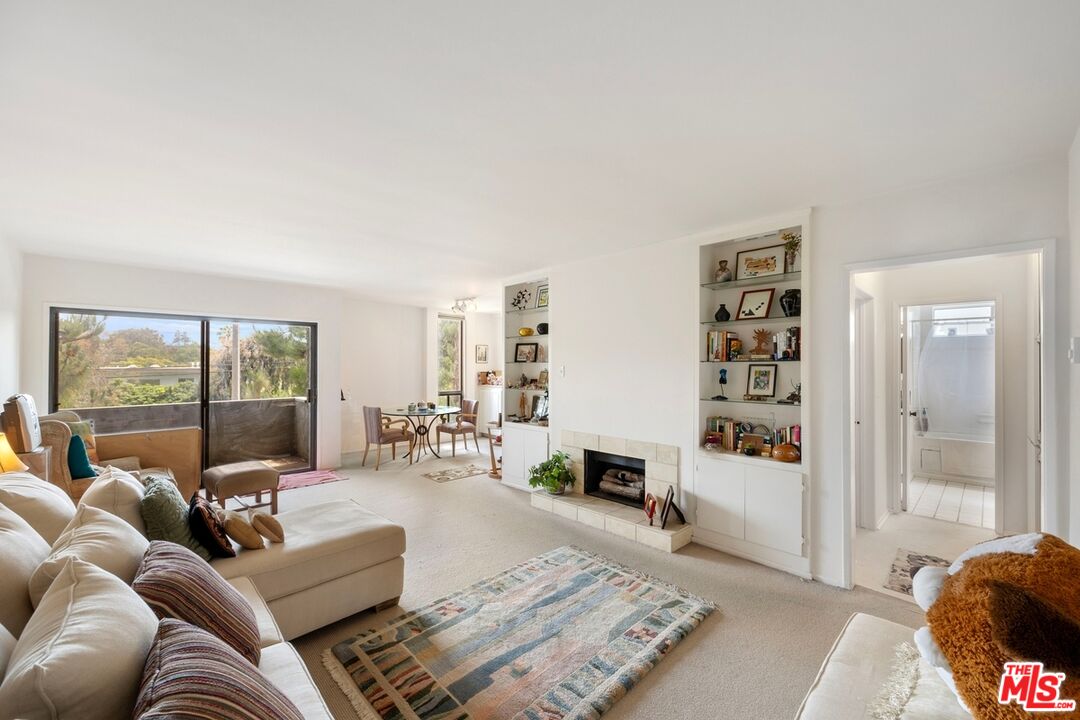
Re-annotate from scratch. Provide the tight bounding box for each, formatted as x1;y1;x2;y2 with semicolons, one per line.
518;327;534;336
772;444;801;463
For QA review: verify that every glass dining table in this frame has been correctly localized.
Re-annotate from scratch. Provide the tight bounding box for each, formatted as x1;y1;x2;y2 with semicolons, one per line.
381;405;461;463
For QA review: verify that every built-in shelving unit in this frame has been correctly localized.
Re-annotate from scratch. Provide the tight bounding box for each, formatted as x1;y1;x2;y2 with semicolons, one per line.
692;215;811;578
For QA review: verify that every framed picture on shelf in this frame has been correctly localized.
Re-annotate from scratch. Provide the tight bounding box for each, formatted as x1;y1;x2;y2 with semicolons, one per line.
475;344;489;363
515;342;539;362
746;363;779;397
736;288;775;320
536;285;549;308
736;244;785;280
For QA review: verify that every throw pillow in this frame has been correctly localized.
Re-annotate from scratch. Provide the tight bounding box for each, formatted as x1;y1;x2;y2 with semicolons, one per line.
141;477;213;562
80;465;147;535
251;512;285;543
0;504;51;636
28;504;150;607
189;494;236;558
0;471;76;543
0;558;158;720
133;541;261;664
134;618;303;720
223;510;265;550
67;434;98;480
66;420;100;464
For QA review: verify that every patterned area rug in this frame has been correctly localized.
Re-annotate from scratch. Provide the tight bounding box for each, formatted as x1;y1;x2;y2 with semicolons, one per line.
278;469;346;492
323;546;715;720
885;548;950;596
422;464;489;483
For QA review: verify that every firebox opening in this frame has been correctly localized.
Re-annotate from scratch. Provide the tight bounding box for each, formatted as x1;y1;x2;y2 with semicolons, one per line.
584;450;646;509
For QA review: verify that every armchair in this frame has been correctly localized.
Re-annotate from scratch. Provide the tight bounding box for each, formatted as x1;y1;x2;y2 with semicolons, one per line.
436;399;479;457
361;406;415;470
38;410;142;500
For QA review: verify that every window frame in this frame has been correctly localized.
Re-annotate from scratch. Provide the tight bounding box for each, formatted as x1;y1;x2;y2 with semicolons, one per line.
436;314;465;408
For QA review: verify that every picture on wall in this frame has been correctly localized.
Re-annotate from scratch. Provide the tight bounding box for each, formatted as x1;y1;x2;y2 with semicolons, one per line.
536;284;549;308
475;344;488;363
746;363;779;397
735;244;785;279
736;288;775;320
515;342;539;362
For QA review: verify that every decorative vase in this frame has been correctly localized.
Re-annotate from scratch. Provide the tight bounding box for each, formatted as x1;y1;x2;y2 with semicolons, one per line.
785;251;797;274
518;327;534;336
713;304;731;322
536;322;548;335
773;444;801;463
714;260;733;283
780;289;801;317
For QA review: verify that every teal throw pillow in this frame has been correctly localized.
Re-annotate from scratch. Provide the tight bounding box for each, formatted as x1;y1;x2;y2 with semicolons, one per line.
67;435;97;480
140;478;213;562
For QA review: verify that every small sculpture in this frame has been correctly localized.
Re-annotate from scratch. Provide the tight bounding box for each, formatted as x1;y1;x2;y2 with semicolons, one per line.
714;260;733;283
785;381;801;405
712;368;728;400
752;328;772;355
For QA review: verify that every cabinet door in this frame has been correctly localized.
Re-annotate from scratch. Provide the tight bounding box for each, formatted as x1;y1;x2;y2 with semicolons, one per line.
744;466;804;556
522;429;550;471
501;425;526;486
695;457;745;539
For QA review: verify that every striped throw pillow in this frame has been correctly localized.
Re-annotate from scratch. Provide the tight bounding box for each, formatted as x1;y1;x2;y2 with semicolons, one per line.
133;541;261;665
135;619;303;720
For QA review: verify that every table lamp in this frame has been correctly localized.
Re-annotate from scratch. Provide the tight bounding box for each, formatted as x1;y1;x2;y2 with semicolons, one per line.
0;432;29;473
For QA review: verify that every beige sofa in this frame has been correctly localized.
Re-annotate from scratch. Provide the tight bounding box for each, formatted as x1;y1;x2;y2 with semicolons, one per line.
0;469;405;717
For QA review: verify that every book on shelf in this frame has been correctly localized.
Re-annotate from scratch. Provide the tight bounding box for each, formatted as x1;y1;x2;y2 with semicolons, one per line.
705;330;740;361
772;326;801;361
704;417;802;455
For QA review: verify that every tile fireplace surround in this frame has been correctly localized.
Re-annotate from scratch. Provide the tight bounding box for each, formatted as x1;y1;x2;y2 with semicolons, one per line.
529;431;692;553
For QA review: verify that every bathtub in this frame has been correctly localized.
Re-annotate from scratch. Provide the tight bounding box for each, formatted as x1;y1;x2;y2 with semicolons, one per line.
912;432;994;485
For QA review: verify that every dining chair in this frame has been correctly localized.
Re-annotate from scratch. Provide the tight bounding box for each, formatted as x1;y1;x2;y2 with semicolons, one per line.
435;400;479;457
361;406;415;470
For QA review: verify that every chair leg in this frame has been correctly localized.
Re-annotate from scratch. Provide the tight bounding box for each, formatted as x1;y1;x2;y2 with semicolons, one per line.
217;495;226;510
362;442;370;467
408;436;414;465
462;432;468;452
392;442;397;460
270;488;278;514
376;444;382;470
473;429;479;452
452;433;457;457
255;490;262;505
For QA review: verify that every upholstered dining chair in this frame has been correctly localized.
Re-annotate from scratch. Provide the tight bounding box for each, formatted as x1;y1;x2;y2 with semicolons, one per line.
361;406;415;470
435;400;479;457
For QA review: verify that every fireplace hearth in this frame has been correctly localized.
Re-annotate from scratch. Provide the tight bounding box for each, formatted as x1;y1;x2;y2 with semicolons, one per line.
584;450;646;509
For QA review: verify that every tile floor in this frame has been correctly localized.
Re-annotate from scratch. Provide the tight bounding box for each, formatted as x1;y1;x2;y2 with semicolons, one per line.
908;476;995;529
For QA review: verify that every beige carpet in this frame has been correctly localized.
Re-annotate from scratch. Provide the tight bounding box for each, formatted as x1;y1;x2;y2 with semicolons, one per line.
285;451;923;720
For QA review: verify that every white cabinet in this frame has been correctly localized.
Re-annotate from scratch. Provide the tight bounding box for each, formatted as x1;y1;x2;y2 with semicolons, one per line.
476;386;503;435
501;423;549;491
695;453;804;560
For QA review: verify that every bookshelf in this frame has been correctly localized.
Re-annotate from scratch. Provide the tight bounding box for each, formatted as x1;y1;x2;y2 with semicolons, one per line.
692;215;811;578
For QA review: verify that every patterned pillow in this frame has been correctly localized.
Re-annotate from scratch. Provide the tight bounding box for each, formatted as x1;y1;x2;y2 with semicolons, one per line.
188;495;236;558
133;541;260;664
140;477;212;562
135;619;303;720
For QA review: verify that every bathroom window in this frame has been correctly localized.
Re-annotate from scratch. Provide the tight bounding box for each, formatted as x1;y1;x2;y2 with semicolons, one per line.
931;303;994;337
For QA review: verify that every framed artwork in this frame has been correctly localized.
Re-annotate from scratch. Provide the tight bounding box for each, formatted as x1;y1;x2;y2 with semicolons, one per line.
475;344;488;363
536;284;549;308
736;288;775;320
511;289;532;310
538;369;549;387
736;244;785;280
746;363;779;397
515;342;539;362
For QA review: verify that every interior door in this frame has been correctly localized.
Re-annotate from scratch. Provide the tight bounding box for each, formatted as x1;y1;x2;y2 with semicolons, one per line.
205;320;316;472
897;307;910;512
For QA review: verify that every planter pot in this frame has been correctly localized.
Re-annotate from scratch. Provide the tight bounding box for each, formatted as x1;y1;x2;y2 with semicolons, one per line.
546;486;566;496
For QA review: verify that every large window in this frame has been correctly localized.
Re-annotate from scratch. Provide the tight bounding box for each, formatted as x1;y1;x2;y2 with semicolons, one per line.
437;315;464;407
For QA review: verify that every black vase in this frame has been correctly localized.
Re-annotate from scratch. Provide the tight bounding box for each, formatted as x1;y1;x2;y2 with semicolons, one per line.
713;304;731;322
536;322;549;335
780;289;801;318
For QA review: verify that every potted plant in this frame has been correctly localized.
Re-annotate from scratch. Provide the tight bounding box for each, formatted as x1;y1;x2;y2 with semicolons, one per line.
782;231;801;273
528;451;575;495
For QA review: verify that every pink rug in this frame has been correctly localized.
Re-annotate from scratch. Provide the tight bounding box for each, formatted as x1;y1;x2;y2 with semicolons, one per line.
278;469;346;492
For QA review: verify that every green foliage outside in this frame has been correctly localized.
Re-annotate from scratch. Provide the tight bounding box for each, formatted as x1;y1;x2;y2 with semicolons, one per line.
438;317;462;393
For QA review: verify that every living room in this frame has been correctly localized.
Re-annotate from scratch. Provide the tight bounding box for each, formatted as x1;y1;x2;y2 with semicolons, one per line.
2;3;1080;719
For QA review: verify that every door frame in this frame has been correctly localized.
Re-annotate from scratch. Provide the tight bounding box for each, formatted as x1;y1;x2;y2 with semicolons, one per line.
851;289;879;529
840;239;1057;590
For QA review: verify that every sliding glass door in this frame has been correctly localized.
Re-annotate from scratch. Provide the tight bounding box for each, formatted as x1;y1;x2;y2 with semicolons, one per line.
50;309;317;474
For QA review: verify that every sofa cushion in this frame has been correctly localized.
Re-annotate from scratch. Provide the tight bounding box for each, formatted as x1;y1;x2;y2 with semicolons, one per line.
0;471;75;543
252;511;285;543
134;541;261;665
0;504;51;636
259;642;335;719
141;476;212;561
0;558;158;720
227;576;283;648
0;624;14;677
210;499;406;602
80;465;147;535
189;494;237;558
134;618;303;720
224;509;266;550
29;503;149;606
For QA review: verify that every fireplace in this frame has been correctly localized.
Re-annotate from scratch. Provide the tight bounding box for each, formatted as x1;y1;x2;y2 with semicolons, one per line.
584;450;646;509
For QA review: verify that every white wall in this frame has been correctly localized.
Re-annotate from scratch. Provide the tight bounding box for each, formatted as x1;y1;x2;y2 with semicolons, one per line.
464;310;501;401
1070;128;1080;546
854;254;1038;534
19;254;346;469
546;155;1069;586
0;233;20;399
339;296;427;455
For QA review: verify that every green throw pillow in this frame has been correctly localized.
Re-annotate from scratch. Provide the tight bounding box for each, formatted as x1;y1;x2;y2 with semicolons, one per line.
140;478;213;562
67;435;97;480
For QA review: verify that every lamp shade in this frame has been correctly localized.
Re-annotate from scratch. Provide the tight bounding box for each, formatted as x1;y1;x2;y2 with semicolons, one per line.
0;433;28;473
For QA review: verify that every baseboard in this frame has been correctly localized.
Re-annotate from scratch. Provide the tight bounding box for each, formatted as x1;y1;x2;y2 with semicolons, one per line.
692;527;811;579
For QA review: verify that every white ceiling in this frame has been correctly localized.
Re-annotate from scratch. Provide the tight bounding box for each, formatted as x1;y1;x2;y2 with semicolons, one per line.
2;2;1079;309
